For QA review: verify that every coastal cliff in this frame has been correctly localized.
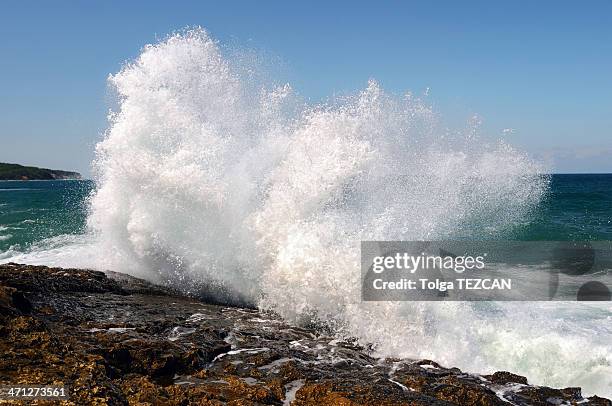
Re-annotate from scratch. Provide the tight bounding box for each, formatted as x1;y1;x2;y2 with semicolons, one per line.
0;263;609;405
0;163;81;180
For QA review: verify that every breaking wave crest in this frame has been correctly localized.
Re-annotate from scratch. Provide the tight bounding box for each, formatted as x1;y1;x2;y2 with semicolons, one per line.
91;28;546;293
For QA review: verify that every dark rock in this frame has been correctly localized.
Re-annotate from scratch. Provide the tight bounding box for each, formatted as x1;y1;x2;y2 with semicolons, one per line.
0;285;32;315
0;263;609;405
484;371;528;385
0;262;125;295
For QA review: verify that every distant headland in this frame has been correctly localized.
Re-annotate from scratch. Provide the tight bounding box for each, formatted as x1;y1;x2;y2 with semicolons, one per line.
0;162;82;180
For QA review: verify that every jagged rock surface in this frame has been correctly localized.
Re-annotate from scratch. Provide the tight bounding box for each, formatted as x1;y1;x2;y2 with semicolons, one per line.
0;263;609;405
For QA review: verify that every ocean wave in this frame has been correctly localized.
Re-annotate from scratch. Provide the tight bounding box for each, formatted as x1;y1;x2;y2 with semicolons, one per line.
1;28;610;396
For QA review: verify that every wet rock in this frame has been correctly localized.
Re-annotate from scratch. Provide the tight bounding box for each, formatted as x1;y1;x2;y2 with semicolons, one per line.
484;371;528;385
0;285;31;315
0;262;125;295
0;263;609;405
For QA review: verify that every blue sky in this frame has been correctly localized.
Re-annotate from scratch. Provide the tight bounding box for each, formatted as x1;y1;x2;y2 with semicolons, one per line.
1;1;611;176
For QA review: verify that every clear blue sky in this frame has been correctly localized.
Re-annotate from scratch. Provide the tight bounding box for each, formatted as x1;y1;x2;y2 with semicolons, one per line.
1;1;611;176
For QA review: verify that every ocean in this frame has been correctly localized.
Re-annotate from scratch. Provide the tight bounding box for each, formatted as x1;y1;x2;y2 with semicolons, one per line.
0;29;610;397
1;174;611;254
0;180;93;251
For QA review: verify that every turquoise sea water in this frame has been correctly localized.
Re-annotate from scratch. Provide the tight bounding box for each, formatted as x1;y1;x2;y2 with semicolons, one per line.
1;175;611;253
0;180;94;252
514;174;612;240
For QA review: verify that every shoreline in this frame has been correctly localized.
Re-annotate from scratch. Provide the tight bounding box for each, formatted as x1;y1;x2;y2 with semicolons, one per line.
1;263;610;405
0;179;90;182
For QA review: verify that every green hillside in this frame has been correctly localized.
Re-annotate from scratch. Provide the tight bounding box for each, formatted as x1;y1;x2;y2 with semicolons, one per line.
0;162;82;180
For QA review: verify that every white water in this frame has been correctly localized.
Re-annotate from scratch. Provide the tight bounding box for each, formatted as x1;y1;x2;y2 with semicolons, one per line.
2;29;611;396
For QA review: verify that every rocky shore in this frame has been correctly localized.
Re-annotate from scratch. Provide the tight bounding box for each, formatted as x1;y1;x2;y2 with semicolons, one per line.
0;263;609;405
